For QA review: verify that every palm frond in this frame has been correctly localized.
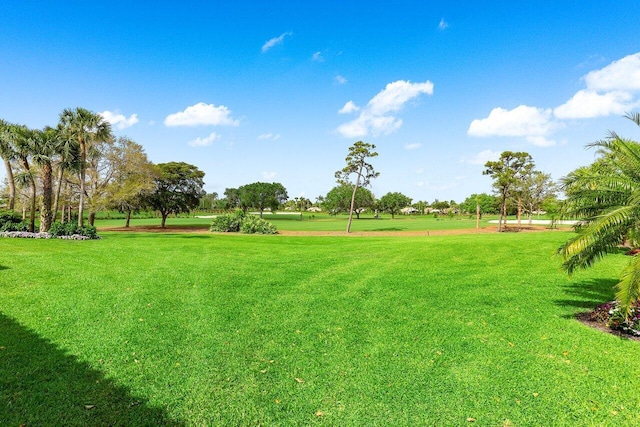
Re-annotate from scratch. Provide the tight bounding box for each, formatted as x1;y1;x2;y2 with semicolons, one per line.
625;111;640;127
616;254;640;317
558;205;636;273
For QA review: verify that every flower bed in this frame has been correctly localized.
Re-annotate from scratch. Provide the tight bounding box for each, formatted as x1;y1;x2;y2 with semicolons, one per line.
586;300;640;337
0;231;98;240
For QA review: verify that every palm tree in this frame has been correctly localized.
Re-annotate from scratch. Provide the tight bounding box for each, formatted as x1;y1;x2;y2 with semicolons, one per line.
12;125;37;232
558;112;640;317
0;119;18;210
52;125;79;223
30;127;62;232
59;107;112;227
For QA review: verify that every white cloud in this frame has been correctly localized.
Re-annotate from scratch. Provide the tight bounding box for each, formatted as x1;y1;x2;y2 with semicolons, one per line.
261;31;293;53
262;171;277;180
188;132;220;147
416;168;424;174
438;18;449;30
257;133;281;141
312;51;324;62
338;101;359;114
367;80;434;115
467;52;640;147
337;80;434;138
583;52;640;92
554;90;635;119
337;114;402;138
468;105;559;146
335;75;347;85
553;53;640;119
405;143;422;150
99;110;139;130
164;102;239;127
461;149;501;165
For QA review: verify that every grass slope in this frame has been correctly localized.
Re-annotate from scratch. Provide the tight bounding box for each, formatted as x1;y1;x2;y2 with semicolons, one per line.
1;232;638;425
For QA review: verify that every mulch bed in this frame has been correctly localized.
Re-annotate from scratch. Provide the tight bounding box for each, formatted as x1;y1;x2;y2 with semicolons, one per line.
576;311;640;342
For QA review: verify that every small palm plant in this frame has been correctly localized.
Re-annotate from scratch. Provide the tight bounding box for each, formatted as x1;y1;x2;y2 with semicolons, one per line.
559;112;640;317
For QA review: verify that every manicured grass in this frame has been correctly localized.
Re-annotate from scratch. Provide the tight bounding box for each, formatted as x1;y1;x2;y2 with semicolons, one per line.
95;213;546;232
1;231;638;425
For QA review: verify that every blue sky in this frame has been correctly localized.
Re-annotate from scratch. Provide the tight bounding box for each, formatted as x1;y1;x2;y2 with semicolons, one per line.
2;1;640;203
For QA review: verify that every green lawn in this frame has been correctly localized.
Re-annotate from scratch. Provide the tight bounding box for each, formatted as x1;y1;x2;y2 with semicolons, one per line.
1;231;638;425
95;212;555;232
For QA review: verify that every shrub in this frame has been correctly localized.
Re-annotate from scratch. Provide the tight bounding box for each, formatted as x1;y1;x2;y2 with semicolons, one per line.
210;211;277;234
239;215;278;235
48;222;99;239
49;221;76;237
0;211;28;232
210;210;245;232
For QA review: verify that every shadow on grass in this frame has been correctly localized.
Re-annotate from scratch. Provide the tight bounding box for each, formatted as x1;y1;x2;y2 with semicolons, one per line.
0;265;8;271
0;312;183;426
555;278;617;311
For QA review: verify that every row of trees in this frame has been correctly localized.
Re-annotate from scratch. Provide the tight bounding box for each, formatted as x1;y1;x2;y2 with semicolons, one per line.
483;151;557;231
0;108;206;231
1;115;557;233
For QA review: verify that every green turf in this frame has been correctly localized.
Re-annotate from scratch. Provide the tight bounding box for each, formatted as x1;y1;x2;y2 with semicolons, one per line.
1;231;638;425
95;213;559;233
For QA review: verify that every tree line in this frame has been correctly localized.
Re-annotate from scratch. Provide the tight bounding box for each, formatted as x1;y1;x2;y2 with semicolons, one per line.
0;107;206;231
1;112;560;231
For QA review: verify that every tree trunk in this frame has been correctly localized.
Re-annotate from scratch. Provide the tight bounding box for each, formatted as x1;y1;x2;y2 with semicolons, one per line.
61;204;65;223
39;162;53;232
21;157;36;232
125;210;131;228
346;165;363;233
517;197;522;228
88;211;96;226
498;192;506;232
476;202;480;229
28;179;36;233
2;157;15;210
78;140;86;227
161;212;168;228
52;165;64;223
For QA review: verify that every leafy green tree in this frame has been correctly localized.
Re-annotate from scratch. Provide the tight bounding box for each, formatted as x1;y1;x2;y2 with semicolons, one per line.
198;192;218;211
378;192;412;219
105;138;157;227
558;112;640;317
519;171;557;224
148;162;205;228
324;184;375;219
431;199;450;211
483;151;534;231
412;200;427;215
59;107;113;227
335;141;379;233
223;188;240;210
460;193;499;215
238;182;288;218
